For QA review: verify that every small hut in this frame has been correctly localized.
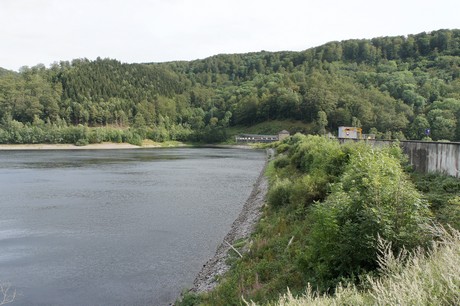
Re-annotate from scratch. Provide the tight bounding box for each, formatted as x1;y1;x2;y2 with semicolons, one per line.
278;130;290;141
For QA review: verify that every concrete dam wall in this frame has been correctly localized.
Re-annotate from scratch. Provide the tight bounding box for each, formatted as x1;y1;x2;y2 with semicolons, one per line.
400;141;460;178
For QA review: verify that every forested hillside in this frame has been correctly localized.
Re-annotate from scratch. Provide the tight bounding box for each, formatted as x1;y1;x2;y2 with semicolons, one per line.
0;67;13;77
1;29;460;144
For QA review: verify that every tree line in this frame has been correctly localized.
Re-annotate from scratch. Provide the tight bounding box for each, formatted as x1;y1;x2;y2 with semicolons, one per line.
1;29;459;144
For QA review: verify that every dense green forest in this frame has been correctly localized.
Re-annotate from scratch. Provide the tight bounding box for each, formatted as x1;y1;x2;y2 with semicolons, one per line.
1;29;460;144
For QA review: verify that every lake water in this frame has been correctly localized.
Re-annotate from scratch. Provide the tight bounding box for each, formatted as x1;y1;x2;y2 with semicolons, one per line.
0;148;266;306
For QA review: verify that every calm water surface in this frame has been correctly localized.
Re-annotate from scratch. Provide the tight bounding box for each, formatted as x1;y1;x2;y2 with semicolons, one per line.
0;148;265;305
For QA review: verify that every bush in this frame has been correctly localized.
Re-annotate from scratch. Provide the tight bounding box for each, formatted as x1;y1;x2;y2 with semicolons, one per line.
275;143;290;154
126;132;143;146
290;135;346;177
438;196;460;230
176;292;201;306
411;172;460;230
284;135;347;204
273;155;290;169
304;145;432;289
289;174;328;209
75;138;89;146
147;126;170;142
88;128;104;144
267;178;292;208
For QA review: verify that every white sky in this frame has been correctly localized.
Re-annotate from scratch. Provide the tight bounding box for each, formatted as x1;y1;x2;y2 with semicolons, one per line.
0;0;459;71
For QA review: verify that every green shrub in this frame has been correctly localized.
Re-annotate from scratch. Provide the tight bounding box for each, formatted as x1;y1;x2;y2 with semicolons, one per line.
88;128;105;144
148;126;170;142
176;292;201;306
108;130;123;143
289;174;329;209
290;135;346;178
285;133;307;146
411;172;460;230
127;133;143;146
268;178;292;208
275;143;290;154
75;138;89;146
273;155;290;169
438;196;460;230
442;177;460;192
304;146;432;289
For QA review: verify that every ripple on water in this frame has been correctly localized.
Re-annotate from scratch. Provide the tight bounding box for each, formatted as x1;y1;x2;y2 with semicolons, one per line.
0;148;266;305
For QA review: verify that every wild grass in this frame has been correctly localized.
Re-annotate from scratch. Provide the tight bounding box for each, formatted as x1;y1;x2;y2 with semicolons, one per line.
179;137;459;306
245;225;460;306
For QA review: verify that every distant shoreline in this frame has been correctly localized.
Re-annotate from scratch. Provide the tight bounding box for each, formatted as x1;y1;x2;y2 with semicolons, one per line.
0;142;255;151
0;142;152;150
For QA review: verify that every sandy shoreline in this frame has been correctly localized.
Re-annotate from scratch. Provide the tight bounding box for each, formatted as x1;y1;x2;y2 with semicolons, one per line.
0;142;161;150
187;156;269;295
0;143;254;151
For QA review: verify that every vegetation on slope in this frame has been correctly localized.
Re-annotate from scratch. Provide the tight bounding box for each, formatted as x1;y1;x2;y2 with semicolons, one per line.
254;226;460;306
1;29;460;144
0;67;14;77
179;135;447;305
411;172;460;230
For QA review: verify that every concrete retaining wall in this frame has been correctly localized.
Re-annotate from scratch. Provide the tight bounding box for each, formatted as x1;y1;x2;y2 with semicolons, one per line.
400;141;460;178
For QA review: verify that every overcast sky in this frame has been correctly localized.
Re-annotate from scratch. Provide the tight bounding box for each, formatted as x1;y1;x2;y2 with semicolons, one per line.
1;0;459;71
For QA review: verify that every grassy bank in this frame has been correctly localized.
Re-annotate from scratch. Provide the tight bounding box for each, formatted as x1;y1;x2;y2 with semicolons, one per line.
253;226;460;306
178;134;460;306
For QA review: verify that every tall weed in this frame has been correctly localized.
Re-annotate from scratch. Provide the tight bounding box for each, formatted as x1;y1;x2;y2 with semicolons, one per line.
246;226;460;306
